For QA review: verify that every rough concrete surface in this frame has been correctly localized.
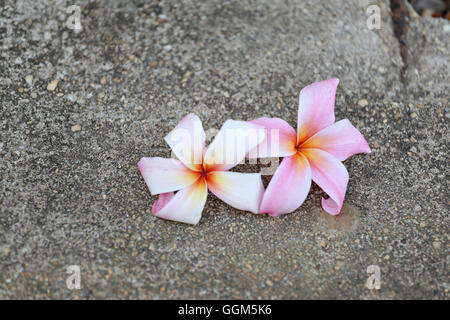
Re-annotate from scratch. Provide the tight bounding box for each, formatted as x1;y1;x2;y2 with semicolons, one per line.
0;0;448;299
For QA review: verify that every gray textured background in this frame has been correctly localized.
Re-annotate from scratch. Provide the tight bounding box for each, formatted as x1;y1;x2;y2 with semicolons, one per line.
0;0;448;299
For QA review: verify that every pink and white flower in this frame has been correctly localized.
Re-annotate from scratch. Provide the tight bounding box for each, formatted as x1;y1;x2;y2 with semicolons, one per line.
138;114;265;225
250;78;371;216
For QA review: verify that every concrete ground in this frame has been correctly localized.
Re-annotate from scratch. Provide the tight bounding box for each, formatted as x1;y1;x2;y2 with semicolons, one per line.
0;0;448;299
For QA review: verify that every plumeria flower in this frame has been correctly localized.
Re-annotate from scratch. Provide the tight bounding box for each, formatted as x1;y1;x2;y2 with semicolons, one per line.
249;78;371;216
138;114;265;225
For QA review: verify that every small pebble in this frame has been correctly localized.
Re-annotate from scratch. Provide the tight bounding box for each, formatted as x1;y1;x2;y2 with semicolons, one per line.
358;99;368;107
182;71;191;83
432;241;441;249
47;80;59;91
25;75;33;85
102;62;114;71
71;124;81;132
266;279;273;287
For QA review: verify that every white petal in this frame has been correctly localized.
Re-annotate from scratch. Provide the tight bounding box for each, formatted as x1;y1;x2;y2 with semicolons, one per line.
138;157;200;195
165;113;205;171
206;171;264;213
204;120;265;171
152;178;208;225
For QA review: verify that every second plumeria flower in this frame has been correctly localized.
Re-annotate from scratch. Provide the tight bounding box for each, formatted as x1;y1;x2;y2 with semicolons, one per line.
138;114;266;225
249;78;371;216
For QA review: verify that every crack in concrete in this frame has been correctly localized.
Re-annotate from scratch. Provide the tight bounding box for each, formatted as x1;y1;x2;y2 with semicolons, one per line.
390;0;410;83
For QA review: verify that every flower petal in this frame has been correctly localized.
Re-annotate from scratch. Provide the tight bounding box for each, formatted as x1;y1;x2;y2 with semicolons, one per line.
248;117;297;158
297;78;339;144
138;157;201;195
203;119;265;172
152;192;175;214
259;153;311;216
164;113;205;171
301;148;348;215
301;119;371;161
206;171;264;213
152;178;208;225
